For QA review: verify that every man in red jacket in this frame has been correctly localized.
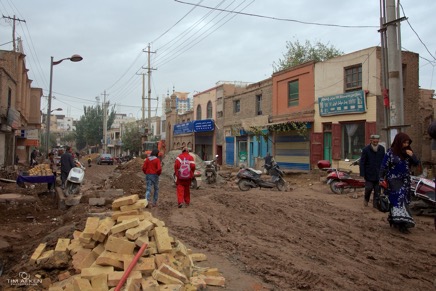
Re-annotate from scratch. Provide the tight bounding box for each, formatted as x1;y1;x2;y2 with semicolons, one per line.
174;147;196;208
142;149;162;207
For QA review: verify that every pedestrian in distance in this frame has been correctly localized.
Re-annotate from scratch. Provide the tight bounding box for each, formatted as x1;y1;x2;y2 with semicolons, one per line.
60;146;75;189
359;134;385;208
142;149;162;207
264;152;273;174
30;149;37;167
46;152;57;192
379;132;420;234
174;147;196;208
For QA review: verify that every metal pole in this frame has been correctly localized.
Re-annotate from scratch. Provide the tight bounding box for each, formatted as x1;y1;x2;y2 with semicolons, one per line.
142;73;145;122
46;56;54;156
147;45;152;138
386;0;403;132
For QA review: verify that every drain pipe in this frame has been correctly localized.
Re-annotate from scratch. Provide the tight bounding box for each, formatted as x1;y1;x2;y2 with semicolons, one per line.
114;242;148;291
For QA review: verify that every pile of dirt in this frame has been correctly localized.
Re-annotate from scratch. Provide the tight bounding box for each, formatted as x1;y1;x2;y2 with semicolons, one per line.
111;158;145;195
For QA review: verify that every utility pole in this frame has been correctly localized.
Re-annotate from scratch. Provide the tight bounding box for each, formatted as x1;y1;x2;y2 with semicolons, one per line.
136;72;146;123
143;44;156;138
380;0;407;143
2;15;26;52
102;91;109;153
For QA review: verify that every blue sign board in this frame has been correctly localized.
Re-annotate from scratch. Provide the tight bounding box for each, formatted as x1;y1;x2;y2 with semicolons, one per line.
193;119;214;132
173;121;194;135
173;119;215;135
319;90;366;116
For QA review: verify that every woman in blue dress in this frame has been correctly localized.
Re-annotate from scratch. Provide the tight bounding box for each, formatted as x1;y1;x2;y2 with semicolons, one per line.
380;132;420;233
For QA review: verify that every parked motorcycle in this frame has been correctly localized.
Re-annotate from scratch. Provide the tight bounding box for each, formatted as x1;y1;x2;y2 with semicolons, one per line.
317;159;365;194
236;161;287;191
205;155;219;184
409;175;435;215
65;160;85;196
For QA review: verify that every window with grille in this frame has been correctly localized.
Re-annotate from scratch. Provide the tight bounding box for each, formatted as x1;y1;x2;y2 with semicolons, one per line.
288;80;299;107
342;122;365;159
344;65;362;91
234;100;240;113
256;94;262;115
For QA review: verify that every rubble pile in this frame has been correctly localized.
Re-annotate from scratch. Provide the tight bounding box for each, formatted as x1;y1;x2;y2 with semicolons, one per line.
29;194;225;290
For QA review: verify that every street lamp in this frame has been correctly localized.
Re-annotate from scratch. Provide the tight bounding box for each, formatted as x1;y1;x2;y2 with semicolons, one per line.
51;108;63;113
45;54;82;155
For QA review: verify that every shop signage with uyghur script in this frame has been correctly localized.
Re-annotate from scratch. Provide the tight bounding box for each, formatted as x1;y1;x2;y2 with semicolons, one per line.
173;119;215;135
173;121;195;135
193;119;214;132
318;90;366;116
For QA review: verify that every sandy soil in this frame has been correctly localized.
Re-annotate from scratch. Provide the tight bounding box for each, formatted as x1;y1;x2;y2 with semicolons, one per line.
0;157;435;290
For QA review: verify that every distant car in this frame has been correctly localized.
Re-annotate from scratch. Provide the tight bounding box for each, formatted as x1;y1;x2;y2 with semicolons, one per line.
97;154;114;165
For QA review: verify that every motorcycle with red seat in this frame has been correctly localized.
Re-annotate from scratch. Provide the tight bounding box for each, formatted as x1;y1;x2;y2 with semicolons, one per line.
317;159;365;194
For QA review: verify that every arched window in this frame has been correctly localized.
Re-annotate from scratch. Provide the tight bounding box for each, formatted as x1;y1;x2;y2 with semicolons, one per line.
207;101;212;119
196;105;202;120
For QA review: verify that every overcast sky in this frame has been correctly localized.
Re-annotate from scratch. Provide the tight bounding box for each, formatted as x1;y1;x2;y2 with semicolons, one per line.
0;0;434;120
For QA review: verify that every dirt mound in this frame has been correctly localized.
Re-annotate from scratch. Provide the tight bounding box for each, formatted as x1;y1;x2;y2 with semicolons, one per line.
110;159;145;195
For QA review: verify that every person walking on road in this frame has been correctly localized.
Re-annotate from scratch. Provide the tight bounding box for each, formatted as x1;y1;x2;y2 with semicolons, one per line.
174;147;195;208
46;152;58;192
380;132;420;234
142;149;162;207
359;134;385;208
30;149;37;167
60;146;75;189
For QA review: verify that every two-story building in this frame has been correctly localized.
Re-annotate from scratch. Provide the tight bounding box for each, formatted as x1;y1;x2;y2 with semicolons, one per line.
223;79;272;168
312;46;420;170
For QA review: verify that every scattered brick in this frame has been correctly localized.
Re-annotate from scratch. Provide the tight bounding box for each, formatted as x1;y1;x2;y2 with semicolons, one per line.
29;243;47;264
110;218;140;234
154;226;173;253
112;194;139;210
105;235;136;255
54;238;70;253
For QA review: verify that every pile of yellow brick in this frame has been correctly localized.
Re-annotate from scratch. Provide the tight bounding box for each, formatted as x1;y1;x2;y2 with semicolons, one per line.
29;194;226;290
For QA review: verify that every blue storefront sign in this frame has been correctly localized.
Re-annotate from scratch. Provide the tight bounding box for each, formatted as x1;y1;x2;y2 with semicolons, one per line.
319;90;366;116
173;119;214;135
193;119;214;132
173;122;195;135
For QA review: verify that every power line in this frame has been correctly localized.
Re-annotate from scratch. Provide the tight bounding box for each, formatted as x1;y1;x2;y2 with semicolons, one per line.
399;3;436;62
150;0;205;44
155;0;254;68
174;0;379;28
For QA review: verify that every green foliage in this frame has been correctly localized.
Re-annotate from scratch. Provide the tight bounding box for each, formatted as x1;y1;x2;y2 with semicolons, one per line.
248;127;269;143
61;132;77;144
273;40;343;72
75;105;116;150
121;123;142;154
38;132;57;152
267;122;308;137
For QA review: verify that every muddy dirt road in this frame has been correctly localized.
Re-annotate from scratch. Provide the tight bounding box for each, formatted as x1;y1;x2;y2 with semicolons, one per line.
0;158;435;290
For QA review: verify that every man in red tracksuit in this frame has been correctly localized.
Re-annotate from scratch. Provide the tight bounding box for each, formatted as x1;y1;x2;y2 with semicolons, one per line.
174;147;195;208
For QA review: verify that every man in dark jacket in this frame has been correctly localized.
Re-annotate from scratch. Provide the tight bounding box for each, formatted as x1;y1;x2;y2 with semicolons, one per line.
60;146;75;189
360;134;385;208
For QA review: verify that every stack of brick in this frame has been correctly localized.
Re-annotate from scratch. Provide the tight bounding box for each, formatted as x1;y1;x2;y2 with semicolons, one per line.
29;194;226;290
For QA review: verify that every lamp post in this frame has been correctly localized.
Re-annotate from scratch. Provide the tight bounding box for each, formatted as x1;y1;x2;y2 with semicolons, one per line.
46;54;82;155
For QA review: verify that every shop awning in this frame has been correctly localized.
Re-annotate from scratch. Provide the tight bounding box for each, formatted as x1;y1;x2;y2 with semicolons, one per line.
24;139;39;146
